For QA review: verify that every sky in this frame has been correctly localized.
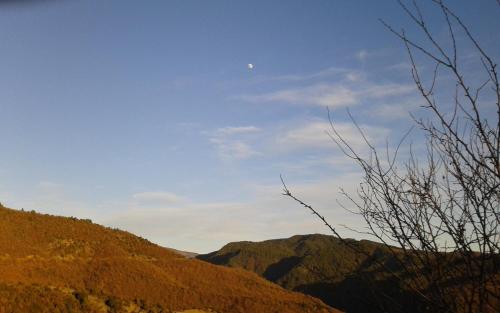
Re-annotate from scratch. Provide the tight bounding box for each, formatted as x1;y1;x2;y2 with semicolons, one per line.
0;0;498;253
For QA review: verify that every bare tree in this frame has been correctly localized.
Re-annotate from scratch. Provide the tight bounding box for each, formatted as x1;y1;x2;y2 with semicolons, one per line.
283;1;499;312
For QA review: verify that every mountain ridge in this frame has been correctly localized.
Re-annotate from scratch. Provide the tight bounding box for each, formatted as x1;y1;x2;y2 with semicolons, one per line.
197;233;425;313
0;203;339;313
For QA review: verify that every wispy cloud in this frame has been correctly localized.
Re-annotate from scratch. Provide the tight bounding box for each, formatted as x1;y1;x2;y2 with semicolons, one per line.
238;79;414;109
213;126;261;136
257;67;352;83
240;84;357;108
274;121;390;152
204;118;392;164
354;49;391;62
215;141;259;160
206;126;261;160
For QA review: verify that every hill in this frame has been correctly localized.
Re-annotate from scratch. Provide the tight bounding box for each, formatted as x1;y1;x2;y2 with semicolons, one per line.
0;203;339;313
197;234;427;313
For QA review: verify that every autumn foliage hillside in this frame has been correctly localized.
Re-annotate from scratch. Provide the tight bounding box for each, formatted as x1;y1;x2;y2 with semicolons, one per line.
0;203;339;313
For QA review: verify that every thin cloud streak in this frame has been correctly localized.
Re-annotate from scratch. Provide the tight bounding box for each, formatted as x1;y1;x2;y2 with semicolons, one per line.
238;81;414;108
275;121;390;152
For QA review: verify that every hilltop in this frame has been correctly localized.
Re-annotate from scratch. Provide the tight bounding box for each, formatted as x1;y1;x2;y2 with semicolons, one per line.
197;234;426;313
0;203;339;313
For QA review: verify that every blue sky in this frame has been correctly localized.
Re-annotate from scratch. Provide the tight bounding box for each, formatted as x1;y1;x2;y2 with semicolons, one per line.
0;0;498;253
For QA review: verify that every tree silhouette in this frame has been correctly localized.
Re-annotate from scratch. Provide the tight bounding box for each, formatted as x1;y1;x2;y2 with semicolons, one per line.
283;1;499;312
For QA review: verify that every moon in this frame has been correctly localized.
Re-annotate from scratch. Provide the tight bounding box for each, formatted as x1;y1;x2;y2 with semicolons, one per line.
247;63;254;70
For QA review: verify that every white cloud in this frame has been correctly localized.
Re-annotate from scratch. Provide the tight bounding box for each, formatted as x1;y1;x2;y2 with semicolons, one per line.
236;63;416;111
275;121;390;152
238;81;414;109
240;84;357;108
211;140;259;160
213;126;261;136
207;126;261;161
205;119;392;165
276;121;333;149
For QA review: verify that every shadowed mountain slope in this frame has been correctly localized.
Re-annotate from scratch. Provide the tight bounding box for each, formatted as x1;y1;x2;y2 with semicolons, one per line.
197;234;428;313
0;204;339;313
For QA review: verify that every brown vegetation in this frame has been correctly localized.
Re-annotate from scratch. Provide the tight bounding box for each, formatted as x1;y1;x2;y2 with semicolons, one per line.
0;203;339;313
